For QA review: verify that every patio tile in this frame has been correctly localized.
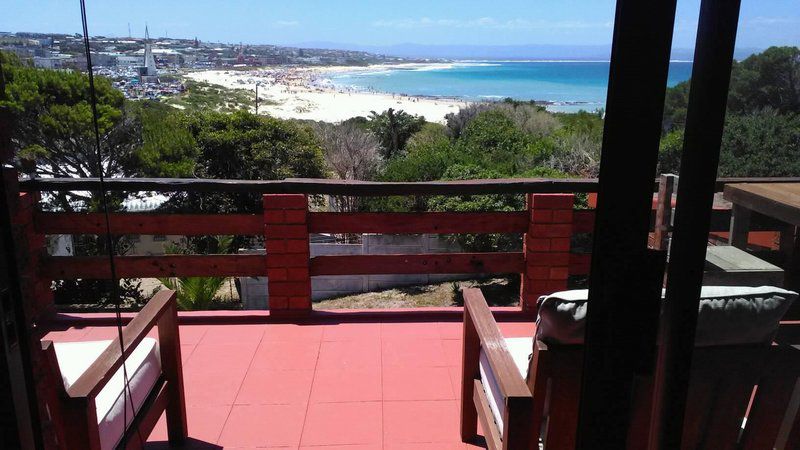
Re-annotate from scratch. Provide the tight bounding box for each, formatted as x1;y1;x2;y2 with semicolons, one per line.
185;342;258;373
382;322;441;340
262;323;324;342
217;404;306;448
300;402;382;446
441;339;463;367
383;400;461;444
382;339;448;368
301;445;380;450
309;366;382;403
249;340;321;371
184;368;248;406
437;321;465;340
176;325;209;345
180;344;196;366
383;366;455;401
148;404;232;445
321;322;381;341
385;443;469;449
236;369;315;405
198;324;266;344
448;366;465;400
317;340;382;369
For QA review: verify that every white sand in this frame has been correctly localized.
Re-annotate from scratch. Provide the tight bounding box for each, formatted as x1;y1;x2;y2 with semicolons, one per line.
184;64;469;124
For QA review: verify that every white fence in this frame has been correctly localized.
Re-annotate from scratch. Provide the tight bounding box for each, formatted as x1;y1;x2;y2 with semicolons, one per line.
238;234;470;309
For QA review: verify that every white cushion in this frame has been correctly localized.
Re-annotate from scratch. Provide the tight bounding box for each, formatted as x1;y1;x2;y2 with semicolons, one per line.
536;286;797;346
53;338;162;450
479;337;533;433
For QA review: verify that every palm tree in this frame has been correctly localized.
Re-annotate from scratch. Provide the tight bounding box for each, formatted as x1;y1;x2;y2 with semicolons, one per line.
158;235;233;310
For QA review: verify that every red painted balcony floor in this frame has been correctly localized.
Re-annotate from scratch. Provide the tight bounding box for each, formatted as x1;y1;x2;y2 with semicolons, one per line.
44;310;536;449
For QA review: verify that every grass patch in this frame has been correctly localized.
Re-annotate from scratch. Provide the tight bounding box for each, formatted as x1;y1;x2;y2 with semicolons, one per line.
313;277;519;310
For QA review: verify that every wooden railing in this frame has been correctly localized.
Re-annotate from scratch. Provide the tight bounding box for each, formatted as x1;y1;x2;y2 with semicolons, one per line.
12;174;800;317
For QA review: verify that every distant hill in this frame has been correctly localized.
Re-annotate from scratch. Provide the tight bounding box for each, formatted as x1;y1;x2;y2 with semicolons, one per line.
297;41;762;61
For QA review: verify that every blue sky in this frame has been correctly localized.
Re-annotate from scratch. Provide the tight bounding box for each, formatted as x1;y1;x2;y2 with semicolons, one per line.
3;0;798;49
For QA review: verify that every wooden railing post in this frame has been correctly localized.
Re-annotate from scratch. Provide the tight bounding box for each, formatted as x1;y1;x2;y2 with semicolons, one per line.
521;194;575;314
653;174;677;251
3;167;57;448
4;170;53;321
263;194;312;317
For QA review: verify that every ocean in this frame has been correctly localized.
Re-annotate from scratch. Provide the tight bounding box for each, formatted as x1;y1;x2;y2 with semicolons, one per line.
328;61;694;113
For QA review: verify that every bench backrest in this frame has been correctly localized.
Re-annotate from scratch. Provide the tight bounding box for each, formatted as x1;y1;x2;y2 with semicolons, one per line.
527;341;800;449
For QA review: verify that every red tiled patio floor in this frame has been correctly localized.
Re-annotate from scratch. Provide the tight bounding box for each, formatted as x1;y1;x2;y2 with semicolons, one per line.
45;312;536;449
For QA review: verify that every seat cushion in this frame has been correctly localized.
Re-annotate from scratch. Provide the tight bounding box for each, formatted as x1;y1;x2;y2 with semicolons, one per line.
53;338;162;450
536;286;798;346
479;337;533;433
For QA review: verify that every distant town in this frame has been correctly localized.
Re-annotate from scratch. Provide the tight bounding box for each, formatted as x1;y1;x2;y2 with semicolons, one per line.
0;30;418;101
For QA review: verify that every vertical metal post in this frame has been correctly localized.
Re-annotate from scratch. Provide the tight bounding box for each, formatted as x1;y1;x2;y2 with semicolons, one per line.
255;82;259;115
648;0;742;448
576;0;677;447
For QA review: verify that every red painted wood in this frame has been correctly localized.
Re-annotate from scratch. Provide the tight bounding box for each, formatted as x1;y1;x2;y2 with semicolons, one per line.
573;210;596;234
569;253;592;275
40;255;265;279
33;212;262;235
310;253;525;276
308;212;529;234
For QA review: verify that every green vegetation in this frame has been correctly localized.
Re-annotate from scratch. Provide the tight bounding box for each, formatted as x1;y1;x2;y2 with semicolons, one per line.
163;79;271;112
367;108;425;159
158;236;233;310
3;46;798;307
661;46;800;177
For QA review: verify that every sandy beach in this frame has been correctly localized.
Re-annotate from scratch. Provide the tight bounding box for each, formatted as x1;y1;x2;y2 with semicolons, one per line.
184;64;469;124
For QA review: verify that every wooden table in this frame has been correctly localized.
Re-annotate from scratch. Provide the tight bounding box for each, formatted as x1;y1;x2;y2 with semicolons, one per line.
724;183;800;294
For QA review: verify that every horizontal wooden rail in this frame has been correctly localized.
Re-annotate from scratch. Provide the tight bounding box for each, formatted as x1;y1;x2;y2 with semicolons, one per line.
20;177;600;195
40;255;265;279
20;176;800;197
34;212;262;235
310;253;525;276
308;212;529;234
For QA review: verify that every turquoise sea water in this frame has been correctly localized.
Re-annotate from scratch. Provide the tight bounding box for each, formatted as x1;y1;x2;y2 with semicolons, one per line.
329;61;693;113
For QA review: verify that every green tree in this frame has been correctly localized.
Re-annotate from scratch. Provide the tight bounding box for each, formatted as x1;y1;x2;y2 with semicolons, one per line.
131;100;198;177
663;46;800;131
163;110;327;214
658;129;684;175
718;110;800;177
1;51;138;211
728;46;800;115
367;108;425;159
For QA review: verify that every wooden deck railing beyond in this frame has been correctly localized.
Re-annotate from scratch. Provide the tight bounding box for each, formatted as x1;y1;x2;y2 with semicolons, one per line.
12;173;800;317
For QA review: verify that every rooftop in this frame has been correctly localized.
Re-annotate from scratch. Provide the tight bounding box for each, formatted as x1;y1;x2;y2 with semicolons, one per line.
45;309;534;449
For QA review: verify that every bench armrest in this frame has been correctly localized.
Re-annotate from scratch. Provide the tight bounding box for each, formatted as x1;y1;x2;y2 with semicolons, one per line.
463;288;531;401
66;290;179;399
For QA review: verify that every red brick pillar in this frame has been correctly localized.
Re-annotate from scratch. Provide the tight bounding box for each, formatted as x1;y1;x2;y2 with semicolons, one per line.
521;193;575;314
263;194;312;317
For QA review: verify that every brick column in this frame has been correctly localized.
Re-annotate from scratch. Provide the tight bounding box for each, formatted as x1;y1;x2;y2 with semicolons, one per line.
521;193;575;314
263;194;312;317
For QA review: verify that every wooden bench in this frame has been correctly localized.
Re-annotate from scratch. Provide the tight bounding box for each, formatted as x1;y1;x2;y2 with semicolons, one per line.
704;245;784;287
